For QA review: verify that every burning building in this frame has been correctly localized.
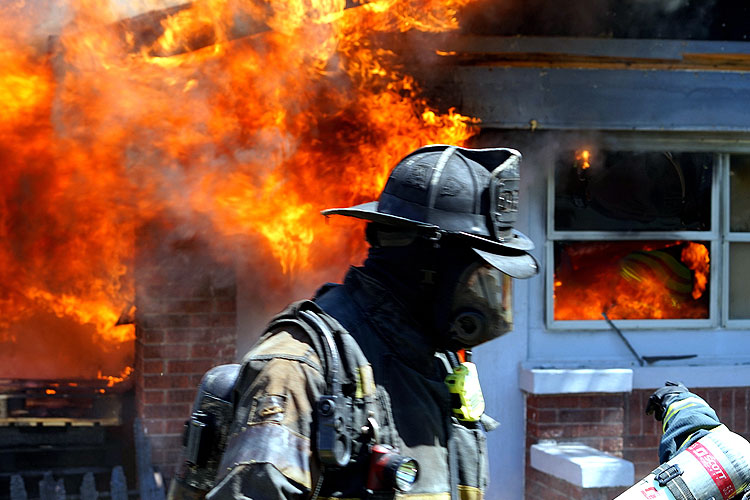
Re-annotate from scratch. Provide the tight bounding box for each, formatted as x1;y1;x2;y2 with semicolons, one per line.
0;0;476;496
2;0;750;499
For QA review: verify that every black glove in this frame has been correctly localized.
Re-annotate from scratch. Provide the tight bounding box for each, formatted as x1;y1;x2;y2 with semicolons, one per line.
645;381;688;421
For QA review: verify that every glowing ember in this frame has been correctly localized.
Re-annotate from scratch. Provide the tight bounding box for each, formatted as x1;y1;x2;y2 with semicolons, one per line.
0;0;478;379
576;149;591;170
555;241;710;320
98;366;134;388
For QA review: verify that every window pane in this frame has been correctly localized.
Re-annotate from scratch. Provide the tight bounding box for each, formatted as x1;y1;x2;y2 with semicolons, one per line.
555;151;713;231
730;155;750;232
729;243;750;319
554;240;710;320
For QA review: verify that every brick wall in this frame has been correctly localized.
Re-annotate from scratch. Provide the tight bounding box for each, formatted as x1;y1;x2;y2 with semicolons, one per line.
525;387;750;499
135;225;237;480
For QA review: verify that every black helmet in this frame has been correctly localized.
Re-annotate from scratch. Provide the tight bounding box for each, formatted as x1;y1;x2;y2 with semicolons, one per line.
322;144;538;279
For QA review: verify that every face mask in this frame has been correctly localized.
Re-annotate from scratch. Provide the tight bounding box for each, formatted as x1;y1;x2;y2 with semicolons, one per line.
447;263;513;348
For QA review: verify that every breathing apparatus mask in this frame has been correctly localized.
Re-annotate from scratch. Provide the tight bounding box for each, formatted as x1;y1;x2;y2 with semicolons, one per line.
448;262;513;348
363;226;514;348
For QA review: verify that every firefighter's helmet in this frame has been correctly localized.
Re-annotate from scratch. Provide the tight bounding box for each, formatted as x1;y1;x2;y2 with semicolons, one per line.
322;144;538;279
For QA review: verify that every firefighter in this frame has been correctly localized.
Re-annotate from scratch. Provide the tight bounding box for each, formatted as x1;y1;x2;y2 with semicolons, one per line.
612;382;750;500
645;381;722;464
168;144;539;500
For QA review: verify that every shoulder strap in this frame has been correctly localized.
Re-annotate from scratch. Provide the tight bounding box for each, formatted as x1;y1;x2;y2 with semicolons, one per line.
266;300;374;400
266;300;372;468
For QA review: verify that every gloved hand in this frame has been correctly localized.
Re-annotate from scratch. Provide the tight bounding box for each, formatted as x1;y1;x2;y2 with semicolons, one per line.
645;381;688;421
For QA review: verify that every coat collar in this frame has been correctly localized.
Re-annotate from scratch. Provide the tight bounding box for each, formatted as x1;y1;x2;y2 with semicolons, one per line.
339;267;440;375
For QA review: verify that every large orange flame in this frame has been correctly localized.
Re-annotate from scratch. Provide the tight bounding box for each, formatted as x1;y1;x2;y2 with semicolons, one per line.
554;241;710;321
0;0;478;380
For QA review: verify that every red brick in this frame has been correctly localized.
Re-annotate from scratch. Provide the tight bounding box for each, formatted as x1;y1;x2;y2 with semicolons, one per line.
139;329;166;343
720;390;734;429
572;436;618;453
143;359;165;374
166;418;188;434
582;486;628;500
559;409;601;423
624;434;660;449
190;343;223;358
166;388;198;404
143;344;190;360
634;463;657;480
215;298;236;313
526;394;544;409
143;390;166;405
626;447;659;465
736;389;748;433
166;299;214;314
566;423;623;438
134;370;146;393
141;314;191;329
135;394;145;415
167;359;216;374
166;329;220;344
601;408;624;423
533;469;583;498
542;394;624;409
219;346;237;361
527;422;565;440
643;418;660;436
144;403;192;419
147;434;184;453
188;313;236;328
527;470;577;500
142;373;194;390
143;419;167;434
701;388;721;410
598;437;624;454
626;392;645;435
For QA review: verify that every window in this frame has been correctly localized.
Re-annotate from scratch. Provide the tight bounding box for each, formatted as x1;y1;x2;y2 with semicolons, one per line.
547;148;720;329
727;154;750;323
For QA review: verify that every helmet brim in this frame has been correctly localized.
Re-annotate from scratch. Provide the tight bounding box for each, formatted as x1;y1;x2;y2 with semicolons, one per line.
473;248;539;279
322;202;539;279
321;201;439;230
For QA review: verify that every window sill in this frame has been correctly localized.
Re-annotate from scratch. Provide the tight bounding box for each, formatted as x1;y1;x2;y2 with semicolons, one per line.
520;367;632;394
520;364;750;394
530;441;634;488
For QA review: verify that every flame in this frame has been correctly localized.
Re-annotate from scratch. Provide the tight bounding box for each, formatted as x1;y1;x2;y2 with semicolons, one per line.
576;149;591;170
0;0;478;379
554;241;710;320
98;366;134;388
682;241;710;299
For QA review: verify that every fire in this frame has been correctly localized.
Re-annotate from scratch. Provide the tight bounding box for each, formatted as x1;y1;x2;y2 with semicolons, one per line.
555;241;710;321
576;149;591;170
0;0;478;379
98;366;134;388
682;241;710;299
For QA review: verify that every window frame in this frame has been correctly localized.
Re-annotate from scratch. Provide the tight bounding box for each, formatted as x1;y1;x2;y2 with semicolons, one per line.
545;145;722;331
723;152;750;328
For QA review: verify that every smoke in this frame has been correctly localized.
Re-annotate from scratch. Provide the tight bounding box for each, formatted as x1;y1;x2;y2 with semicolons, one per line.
457;0;724;40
